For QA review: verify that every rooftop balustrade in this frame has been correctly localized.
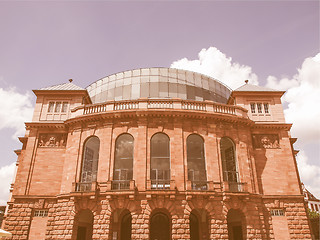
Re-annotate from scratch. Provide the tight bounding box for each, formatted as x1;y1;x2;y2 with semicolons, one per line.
70;98;248;119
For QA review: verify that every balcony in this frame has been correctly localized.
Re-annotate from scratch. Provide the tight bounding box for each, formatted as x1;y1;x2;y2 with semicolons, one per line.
147;180;175;191
223;182;248;193
73;182;97;192
186;181;222;192
111;180;135;190
70;98;248;119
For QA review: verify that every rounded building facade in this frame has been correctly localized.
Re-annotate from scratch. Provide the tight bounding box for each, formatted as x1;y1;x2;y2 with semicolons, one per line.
2;68;312;240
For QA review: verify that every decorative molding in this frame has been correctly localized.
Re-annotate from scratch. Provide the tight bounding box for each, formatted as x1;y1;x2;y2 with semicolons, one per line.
252;134;280;149
38;133;67;147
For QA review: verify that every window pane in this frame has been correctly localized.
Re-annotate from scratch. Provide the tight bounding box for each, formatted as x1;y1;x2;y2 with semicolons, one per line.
187;134;206;182
48;102;55;113
264;103;269;113
114;134;134;181
81;136;100;183
220;137;238;182
250;103;256;113
55;102;62;112
151;133;170;179
257;103;262;113
62;102;68;112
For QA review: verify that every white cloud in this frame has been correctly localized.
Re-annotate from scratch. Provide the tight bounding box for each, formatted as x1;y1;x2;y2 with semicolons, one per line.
171;48;320;198
296;150;320;199
0;88;34;139
170;47;259;89
0;162;15;205
266;54;320;144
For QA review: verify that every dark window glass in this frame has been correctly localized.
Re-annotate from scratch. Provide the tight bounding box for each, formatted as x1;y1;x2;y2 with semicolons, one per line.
257;103;262;113
220;137;238;183
80;136;100;183
55;102;62;112
264;103;269;113
48;102;55;113
150;133;170;180
187;134;207;190
114;134;134;181
250;103;256;113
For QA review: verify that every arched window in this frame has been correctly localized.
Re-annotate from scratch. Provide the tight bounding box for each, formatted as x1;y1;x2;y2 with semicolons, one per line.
113;134;134;190
220;137;239;192
150;212;170;240
150;133;170;189
110;209;132;240
79;136;100;191
187;134;207;190
227;209;246;240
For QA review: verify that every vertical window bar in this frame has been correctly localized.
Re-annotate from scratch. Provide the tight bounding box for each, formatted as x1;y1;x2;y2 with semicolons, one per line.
264;103;269;113
48;102;55;113
257;103;262;113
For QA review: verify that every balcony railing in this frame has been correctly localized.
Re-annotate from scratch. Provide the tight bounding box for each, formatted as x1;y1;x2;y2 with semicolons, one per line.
190;181;208;190
223;182;248;193
73;182;97;192
71;99;248;119
112;180;131;190
151;180;171;190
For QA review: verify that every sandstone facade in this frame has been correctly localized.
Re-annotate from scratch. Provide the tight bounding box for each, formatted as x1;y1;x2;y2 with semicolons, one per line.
2;68;312;239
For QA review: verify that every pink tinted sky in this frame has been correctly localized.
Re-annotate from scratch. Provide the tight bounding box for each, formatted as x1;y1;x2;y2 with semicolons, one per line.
0;1;319;194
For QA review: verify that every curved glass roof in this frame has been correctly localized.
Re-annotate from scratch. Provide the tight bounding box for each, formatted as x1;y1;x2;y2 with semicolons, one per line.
86;68;231;104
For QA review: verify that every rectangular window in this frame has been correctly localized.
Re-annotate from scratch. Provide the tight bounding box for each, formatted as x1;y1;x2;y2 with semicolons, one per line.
34;209;48;217
270;209;284;216
264;103;269;113
311;204;314;211
257;103;262;113
55;102;62;112
61;102;68;112
315;204;319;211
48;102;55;113
250;103;256;113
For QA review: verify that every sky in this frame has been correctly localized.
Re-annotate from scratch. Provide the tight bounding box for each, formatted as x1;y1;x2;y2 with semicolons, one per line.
0;1;319;204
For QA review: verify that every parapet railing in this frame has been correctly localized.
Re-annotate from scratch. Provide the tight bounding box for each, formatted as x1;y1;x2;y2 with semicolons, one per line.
71;98;248;119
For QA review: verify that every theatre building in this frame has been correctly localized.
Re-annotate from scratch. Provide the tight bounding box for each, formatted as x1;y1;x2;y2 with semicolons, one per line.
2;68;312;239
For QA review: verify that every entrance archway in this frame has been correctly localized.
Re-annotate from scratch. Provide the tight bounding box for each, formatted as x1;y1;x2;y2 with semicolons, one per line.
189;210;209;240
75;209;93;240
120;211;132;240
227;209;246;240
150;212;170;240
190;212;200;240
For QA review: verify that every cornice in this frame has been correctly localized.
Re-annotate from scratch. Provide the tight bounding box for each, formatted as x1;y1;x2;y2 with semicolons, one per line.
25;122;67;130
251;122;292;130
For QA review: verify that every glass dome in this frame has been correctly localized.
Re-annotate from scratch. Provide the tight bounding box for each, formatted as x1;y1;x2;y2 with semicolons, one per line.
86;68;232;104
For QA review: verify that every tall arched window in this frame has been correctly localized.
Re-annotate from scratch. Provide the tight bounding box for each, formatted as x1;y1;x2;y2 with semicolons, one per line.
79;136;100;191
187;134;207;190
150;212;170;240
227;209;246;240
113;134;134;190
150;133;170;189
220;137;239;192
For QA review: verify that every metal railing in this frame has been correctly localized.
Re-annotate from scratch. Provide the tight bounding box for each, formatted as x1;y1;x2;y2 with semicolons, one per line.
190;181;208;191
112;180;131;190
74;182;97;192
150;180;171;190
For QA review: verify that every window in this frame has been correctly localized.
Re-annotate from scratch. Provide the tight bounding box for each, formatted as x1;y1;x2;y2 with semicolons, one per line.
311;204;315;211
220;137;241;192
250;103;256;113
315;204;319;211
113;134;134;190
257;103;262;113
187;134;207;190
150;133;170;189
47;101;69;113
270;209;284;216
34;209;48;217
263;103;269;113
79;136;100;191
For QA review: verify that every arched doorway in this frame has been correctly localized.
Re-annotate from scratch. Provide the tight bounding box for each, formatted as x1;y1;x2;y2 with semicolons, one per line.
150;212;170;240
110;209;132;240
120;211;132;240
227;209;246;240
189;210;209;240
75;209;94;240
190;213;200;240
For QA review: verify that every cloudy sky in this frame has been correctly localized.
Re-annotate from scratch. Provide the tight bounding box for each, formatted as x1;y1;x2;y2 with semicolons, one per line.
0;1;319;204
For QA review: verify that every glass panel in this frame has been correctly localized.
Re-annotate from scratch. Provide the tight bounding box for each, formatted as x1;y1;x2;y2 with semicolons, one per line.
150;82;159;98
151;133;170;180
257;103;262;113
140;83;149;98
123;85;131;100
48;102;55;113
61;102;68;112
168;83;178;98
132;84;140;99
264;103;269;113
81;137;100;183
55;102;62;112
250;103;256;113
159;82;168;98
220;137;238;183
187;134;206;182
